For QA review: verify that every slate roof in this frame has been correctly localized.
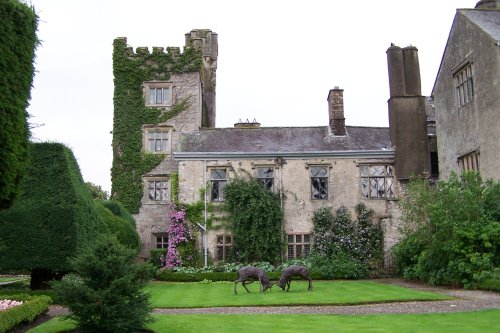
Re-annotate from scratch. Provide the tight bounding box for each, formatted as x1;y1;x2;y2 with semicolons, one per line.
178;126;391;155
460;9;500;41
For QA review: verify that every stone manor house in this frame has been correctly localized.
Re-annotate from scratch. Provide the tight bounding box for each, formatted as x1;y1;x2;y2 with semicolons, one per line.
111;2;499;267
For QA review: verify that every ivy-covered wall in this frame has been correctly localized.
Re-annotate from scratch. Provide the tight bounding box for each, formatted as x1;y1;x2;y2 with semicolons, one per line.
0;0;38;209
111;37;203;213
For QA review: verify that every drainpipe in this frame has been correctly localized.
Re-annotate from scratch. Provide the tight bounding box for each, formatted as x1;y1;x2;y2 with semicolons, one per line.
203;160;208;267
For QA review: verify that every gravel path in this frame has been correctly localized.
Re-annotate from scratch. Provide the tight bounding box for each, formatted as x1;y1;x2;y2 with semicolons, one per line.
47;279;500;316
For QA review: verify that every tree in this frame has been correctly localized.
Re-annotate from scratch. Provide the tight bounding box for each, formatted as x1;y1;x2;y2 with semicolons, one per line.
393;172;500;287
85;181;109;200
0;0;39;209
223;177;283;263
52;234;154;333
0;143;104;289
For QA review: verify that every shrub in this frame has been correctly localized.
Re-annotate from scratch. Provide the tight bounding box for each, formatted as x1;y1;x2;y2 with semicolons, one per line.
101;200;136;226
310;204;383;279
51;234;155;333
223;177;284;264
0;143;105;289
149;248;167;268
0;294;52;333
95;201;140;251
393;172;500;287
155;270;283;282
0;0;38;210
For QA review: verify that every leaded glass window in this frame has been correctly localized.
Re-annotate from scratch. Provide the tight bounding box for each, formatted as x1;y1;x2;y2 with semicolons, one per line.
148;180;169;201
360;165;394;199
210;169;227;202
257;167;274;191
310;166;328;200
454;63;474;107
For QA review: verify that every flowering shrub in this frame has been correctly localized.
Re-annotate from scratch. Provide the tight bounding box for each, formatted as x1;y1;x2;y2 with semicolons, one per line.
0;299;23;311
163;204;198;268
310;204;383;279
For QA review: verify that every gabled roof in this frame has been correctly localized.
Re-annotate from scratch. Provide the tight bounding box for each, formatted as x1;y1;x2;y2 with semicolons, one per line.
177;126;391;159
432;8;500;95
460;9;500;41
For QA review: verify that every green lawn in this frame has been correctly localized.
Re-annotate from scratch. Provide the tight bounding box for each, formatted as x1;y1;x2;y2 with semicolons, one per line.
28;310;500;333
0;276;28;283
146;280;450;308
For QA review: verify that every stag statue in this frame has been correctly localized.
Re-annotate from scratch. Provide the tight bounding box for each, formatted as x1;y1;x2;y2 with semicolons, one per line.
234;266;273;294
277;265;313;292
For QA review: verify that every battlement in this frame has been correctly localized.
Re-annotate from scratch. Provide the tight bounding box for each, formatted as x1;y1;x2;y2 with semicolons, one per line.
114;29;217;60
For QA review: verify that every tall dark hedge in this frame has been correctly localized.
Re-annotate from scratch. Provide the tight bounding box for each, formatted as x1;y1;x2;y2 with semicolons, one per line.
0;143;105;287
102;200;136;226
0;0;38;209
96;201;140;252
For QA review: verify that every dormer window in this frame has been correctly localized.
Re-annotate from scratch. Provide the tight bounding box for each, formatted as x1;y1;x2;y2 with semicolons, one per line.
144;82;172;106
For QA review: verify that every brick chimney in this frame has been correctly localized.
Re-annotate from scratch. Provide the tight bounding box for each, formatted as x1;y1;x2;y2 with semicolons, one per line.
327;87;346;136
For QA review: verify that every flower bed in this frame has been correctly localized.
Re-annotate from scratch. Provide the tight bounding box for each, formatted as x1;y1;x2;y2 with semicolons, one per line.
0;299;23;311
0;294;52;333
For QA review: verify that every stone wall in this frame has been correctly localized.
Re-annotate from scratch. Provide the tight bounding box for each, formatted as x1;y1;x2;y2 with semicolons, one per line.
177;156;402;266
433;11;500;181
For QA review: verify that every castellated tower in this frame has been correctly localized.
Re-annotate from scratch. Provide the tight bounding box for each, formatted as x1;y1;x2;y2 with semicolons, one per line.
111;30;217;258
387;45;430;180
186;29;218;128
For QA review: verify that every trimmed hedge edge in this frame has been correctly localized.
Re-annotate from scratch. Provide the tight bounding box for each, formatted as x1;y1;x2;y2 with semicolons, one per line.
155;271;326;282
0;294;52;333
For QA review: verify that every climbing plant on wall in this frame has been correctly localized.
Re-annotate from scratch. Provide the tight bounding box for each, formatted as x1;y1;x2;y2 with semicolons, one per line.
223;177;284;264
111;38;202;213
310;204;383;279
163;204;198;268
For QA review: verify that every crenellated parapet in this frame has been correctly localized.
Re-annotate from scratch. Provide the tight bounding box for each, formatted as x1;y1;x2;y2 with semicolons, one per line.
114;37;200;62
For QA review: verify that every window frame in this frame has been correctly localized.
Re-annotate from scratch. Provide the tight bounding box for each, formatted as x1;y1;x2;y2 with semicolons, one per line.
155;233;169;249
359;164;395;200
287;233;311;260
143;126;171;154
144;81;173;107
453;62;474;107
144;176;170;203
209;168;228;202
216;234;235;261
256;166;274;192
309;165;329;200
457;150;480;173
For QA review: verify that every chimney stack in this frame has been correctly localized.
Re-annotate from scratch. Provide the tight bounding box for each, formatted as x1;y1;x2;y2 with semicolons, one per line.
327;87;346;136
475;0;500;8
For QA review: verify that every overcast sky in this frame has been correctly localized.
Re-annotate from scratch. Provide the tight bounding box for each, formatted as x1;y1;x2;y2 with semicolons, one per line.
27;0;475;194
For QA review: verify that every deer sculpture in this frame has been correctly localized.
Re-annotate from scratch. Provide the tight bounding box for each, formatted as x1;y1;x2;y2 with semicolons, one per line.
234;266;273;294
277;265;313;292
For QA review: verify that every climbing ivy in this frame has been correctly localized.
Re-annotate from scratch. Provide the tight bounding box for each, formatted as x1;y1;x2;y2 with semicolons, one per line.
111;38;202;213
223;177;284;264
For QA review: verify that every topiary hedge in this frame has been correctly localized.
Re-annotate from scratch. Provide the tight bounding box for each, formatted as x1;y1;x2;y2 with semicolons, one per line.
0;294;52;333
0;143;105;289
101;199;136;226
95;201;140;252
0;0;39;210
